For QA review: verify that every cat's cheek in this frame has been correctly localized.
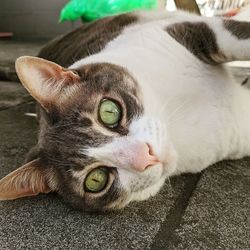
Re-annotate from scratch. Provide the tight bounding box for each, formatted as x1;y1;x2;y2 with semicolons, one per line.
127;176;166;203
117;163;163;197
161;145;178;177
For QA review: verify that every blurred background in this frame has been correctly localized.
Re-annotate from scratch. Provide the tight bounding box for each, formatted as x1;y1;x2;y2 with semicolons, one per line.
0;0;78;39
1;0;250;39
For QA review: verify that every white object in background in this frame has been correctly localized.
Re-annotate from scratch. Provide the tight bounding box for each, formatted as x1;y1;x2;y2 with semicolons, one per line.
166;0;177;11
158;0;167;9
197;0;250;16
234;2;250;20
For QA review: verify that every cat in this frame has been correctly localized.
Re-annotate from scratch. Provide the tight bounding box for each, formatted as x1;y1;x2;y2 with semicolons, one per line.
0;10;250;211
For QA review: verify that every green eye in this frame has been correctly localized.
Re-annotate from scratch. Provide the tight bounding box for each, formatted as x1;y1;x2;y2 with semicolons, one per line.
85;168;109;193
99;99;121;127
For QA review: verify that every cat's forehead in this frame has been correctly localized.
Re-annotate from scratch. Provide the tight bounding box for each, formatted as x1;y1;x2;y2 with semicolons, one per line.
65;63;144;125
72;62;143;121
53;62;143;116
76;62;140;97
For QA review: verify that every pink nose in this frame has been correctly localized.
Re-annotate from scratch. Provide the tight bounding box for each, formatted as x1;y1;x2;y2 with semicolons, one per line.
130;143;160;172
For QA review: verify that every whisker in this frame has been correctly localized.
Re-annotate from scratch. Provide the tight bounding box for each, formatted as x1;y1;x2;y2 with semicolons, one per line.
24;112;37;117
52;122;83;129
166;99;191;124
158;96;174;116
46;157;72;166
167;109;189;128
166;177;173;192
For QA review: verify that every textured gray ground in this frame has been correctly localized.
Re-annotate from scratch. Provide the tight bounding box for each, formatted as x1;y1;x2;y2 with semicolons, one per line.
0;41;249;250
0;81;31;110
0;40;45;81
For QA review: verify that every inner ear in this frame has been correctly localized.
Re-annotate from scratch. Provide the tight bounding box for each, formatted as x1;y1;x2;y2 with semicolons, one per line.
15;56;82;113
0;159;53;201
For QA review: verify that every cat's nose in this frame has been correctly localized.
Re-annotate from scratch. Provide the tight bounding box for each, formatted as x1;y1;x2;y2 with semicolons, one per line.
130;143;160;172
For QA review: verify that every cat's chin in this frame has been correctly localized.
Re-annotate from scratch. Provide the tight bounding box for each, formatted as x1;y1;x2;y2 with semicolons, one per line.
129;147;178;203
106;175;167;210
111;146;178;208
127;175;167;203
121;160;178;207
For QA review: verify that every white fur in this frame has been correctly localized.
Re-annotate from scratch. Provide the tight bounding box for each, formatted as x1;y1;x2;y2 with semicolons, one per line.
73;11;250;202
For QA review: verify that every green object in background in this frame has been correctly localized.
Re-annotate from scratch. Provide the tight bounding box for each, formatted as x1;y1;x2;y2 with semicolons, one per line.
59;0;158;22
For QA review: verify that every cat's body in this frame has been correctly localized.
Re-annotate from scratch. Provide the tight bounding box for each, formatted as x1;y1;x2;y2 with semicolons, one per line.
71;11;250;175
1;10;250;211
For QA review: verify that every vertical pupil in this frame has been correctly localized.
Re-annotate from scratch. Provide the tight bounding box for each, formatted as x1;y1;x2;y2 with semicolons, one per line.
99;100;121;126
85;168;108;192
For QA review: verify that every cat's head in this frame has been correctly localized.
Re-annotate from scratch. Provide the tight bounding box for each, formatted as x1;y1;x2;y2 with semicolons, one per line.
0;56;177;211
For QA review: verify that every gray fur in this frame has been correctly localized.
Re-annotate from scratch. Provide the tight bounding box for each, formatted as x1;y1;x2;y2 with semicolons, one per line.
166;22;224;64
223;19;250;39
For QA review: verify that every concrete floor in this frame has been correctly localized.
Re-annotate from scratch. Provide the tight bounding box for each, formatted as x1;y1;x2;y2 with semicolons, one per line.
0;40;249;250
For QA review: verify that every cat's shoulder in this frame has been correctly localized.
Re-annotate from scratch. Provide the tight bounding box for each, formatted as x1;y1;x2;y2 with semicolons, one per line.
37;10;195;66
37;10;210;68
38;13;139;67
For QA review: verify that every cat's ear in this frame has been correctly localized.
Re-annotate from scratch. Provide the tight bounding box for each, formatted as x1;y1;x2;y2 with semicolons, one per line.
166;19;250;64
15;56;81;112
0;159;53;200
